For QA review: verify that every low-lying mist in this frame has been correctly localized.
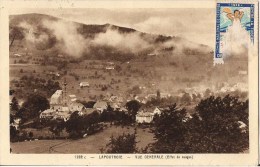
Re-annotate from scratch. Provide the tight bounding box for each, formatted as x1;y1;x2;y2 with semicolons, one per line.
17;18;212;59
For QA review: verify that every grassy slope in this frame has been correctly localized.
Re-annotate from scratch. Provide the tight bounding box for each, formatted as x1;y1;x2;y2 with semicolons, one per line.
11;126;154;153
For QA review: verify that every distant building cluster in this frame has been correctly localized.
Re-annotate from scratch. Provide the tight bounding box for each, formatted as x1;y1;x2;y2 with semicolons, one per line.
40;90;88;121
40;86;110;122
39;85;170;124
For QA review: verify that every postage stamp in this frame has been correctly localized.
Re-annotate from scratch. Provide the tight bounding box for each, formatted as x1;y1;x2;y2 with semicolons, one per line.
215;1;255;64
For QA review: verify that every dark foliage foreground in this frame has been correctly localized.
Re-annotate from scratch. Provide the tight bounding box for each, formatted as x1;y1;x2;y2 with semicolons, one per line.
104;95;248;153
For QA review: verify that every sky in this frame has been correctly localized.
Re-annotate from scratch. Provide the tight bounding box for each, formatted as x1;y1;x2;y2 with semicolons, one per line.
10;8;215;47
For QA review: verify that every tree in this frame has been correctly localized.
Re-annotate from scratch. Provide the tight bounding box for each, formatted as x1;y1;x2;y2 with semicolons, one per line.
65;111;101;139
156;90;161;99
105;132;137;153
128;85;142;95
100;108;132;125
28;132;34;139
150;104;188;153
10;97;19;114
204;88;212;97
190;95;249;153
148;95;249;153
17;94;50;122
10;126;17;141
115;65;122;73
125;100;141;120
49;120;65;137
45;80;61;97
180;92;191;104
10;114;15;124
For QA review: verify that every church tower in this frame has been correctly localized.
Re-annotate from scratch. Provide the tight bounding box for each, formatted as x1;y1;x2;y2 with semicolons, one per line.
62;78;68;106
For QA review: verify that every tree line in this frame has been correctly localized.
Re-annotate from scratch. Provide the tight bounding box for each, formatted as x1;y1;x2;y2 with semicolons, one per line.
103;95;249;153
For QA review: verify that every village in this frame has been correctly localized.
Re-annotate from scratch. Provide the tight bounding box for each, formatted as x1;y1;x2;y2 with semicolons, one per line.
9;52;249;149
12;78;190;128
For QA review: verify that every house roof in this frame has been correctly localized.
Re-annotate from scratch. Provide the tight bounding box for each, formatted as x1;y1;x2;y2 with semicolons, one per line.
110;103;121;109
119;107;128;112
41;109;55;115
69;101;85;108
54;112;70;118
93;101;108;108
140;106;161;113
80;82;89;85
136;111;153;117
61;106;69;112
51;90;63;98
81;108;96;115
71;98;77;102
69;94;76;98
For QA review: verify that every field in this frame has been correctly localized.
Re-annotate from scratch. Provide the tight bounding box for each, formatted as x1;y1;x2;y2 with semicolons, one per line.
11;126;154;153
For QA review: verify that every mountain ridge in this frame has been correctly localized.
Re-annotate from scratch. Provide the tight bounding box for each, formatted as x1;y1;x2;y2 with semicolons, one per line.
9;13;212;63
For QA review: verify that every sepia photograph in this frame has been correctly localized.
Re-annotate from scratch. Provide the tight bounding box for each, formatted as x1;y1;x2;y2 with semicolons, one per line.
8;7;250;155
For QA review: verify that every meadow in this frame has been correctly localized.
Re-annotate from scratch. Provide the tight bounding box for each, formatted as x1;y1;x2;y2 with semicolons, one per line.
11;125;154;153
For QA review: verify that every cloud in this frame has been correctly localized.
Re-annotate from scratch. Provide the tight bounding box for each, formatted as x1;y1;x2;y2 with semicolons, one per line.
92;28;151;53
18;22;51;49
42;20;88;57
134;13;215;47
11;8;215;47
17;14;212;59
134;17;186;36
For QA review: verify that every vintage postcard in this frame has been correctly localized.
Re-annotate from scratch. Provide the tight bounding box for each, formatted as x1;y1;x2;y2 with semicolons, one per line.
0;0;259;166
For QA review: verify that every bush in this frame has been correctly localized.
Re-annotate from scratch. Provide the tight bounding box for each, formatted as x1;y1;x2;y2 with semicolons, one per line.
104;132;137;153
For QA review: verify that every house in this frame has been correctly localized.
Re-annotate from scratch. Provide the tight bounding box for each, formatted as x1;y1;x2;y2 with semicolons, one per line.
40;106;71;121
152;107;162;115
14;53;22;57
107;62;114;65
160;93;171;99
136;107;162;123
68;94;77;102
109;95;118;102
53;112;70;122
70;98;77;102
61;106;70;112
146;94;157;100
69;95;76;98
78;108;96;116
106;66;115;70
238;121;247;133
92;64;104;69
119;107;128;112
40;109;55;120
136;111;154;123
109;95;124;103
147;53;156;56
80;82;90;88
68;102;86;112
110;103;121;110
139;106;162;115
93;101;108;112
